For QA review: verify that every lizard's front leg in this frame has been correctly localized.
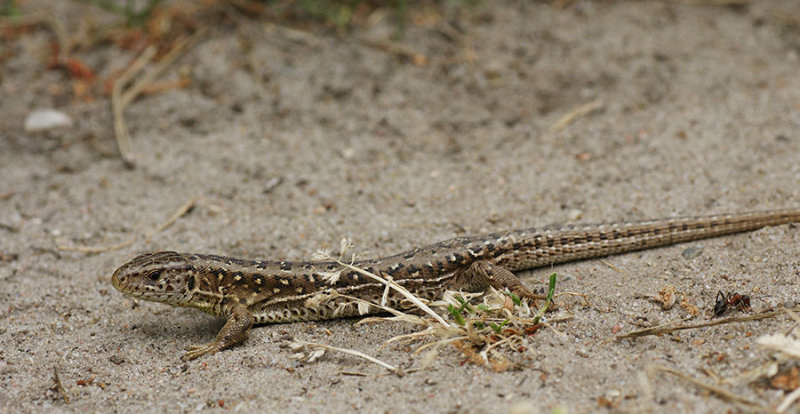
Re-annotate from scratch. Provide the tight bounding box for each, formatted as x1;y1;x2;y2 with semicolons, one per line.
453;260;546;300
183;301;254;361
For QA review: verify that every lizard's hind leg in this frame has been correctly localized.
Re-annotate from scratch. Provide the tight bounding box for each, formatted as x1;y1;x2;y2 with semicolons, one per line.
452;261;545;300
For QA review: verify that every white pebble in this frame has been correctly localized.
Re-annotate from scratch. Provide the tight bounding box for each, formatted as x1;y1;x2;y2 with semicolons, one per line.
568;209;584;220
24;109;73;132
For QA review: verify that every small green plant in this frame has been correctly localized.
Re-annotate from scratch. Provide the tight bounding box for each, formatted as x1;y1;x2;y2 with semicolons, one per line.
76;0;163;27
1;0;22;17
489;319;510;334
446;295;475;326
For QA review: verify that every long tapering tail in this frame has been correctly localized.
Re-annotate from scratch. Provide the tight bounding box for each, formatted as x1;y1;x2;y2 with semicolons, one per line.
489;209;800;271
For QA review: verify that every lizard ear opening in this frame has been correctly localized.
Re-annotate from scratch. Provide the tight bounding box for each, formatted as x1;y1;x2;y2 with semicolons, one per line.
187;275;195;291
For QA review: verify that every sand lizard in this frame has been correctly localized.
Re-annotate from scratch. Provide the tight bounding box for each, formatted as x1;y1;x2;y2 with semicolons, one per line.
111;209;800;360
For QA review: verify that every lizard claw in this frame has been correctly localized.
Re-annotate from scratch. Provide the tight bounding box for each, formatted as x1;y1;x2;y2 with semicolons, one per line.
182;343;220;361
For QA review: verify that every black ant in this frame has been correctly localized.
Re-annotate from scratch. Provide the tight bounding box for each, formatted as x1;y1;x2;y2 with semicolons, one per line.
713;290;751;317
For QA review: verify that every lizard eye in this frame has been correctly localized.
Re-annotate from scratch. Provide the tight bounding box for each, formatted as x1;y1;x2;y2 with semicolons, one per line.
148;271;162;281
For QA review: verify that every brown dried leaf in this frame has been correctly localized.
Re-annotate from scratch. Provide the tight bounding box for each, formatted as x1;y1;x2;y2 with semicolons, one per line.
656;285;676;310
771;366;800;391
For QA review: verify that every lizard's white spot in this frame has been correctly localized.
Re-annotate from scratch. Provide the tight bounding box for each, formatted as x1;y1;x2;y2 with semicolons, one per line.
280;279;290;285
273;288;281;294
319;271;341;285
305;290;337;308
357;301;371;315
234;275;242;281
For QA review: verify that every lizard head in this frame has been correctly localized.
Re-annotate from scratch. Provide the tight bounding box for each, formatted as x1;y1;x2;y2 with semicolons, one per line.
112;251;196;306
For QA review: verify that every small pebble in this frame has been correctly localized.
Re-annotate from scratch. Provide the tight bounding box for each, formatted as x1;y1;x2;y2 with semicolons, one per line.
681;246;704;259
784;300;796;309
263;176;283;194
567;209;584;221
24;109;73;132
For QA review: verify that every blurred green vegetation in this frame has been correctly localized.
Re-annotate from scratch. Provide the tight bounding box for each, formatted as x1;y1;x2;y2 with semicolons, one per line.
1;0;22;17
77;0;163;27
69;0;479;33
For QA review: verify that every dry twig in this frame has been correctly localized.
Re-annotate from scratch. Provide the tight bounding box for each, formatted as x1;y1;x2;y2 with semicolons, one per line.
359;37;427;65
316;251;449;327
121;31;206;107
548;99;604;133
111;30;207;166
288;340;403;376
145;197;197;241
651;365;766;410
616;309;792;340
778;387;800;413
58;198;197;253
51;367;70;404
111;46;156;166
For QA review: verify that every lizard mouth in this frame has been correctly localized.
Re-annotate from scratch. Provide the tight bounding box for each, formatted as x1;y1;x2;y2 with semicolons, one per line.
111;267;128;293
111;267;146;299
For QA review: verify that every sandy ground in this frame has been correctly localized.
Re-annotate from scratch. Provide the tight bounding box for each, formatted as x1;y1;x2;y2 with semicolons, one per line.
2;0;800;412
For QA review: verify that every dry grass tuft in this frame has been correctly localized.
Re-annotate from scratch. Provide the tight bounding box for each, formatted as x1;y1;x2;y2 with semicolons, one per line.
302;249;567;371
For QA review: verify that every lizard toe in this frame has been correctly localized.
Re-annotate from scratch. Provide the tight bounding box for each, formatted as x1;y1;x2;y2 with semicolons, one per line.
182;343;219;361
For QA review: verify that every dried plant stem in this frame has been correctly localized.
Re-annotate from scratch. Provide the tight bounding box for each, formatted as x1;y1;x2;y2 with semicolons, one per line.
778;386;800;413
616;309;794;340
112;29;206;166
145;197;197;241
52;367;70;404
58;197;197;253
299;341;403;376
548;99;603;133
331;258;449;326
112;46;156;166
651;365;766;410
